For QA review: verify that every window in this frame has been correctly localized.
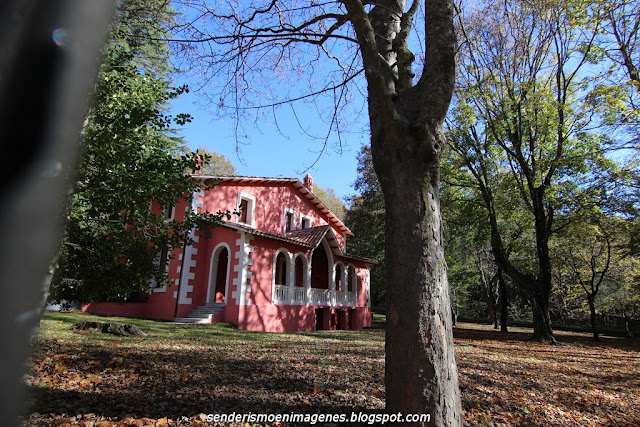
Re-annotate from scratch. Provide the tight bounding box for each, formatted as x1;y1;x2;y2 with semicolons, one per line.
347;265;356;293
301;215;311;229
239;199;249;223
335;264;343;291
237;192;256;226
286;212;294;231
275;252;288;286
162;204;175;220
283;208;296;233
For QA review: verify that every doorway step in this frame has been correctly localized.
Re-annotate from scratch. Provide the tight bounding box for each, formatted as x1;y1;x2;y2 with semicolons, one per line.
174;303;225;324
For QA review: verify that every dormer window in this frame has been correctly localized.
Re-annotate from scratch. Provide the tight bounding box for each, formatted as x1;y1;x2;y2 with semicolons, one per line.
237;192;256;227
300;215;311;229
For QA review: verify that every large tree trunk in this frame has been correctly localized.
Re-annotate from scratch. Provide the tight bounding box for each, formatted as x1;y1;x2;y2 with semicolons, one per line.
530;291;556;343
342;0;461;422
373;124;462;425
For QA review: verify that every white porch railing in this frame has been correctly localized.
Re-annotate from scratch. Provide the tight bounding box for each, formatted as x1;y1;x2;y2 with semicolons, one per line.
293;287;306;304
336;291;357;307
273;285;289;304
310;288;331;306
274;286;357;307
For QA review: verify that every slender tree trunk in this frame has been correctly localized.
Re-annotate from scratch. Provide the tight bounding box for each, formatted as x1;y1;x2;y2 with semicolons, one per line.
498;268;508;332
587;294;600;341
485;188;557;343
489;288;498;330
624;313;634;338
374;126;461;426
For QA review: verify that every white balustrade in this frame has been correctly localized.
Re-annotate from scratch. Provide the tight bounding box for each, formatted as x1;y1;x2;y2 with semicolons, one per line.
273;285;289;304
293;287;306;304
310;288;331;306
273;287;357;307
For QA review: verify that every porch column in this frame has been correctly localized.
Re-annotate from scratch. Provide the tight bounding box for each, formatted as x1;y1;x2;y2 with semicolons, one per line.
288;255;295;304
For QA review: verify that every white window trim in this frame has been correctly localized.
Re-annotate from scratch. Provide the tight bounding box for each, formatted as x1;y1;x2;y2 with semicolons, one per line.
300;213;312;229
236;192;256;227
283;207;297;233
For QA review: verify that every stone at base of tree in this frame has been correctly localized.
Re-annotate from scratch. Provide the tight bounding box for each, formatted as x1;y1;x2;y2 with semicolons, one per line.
71;321;146;337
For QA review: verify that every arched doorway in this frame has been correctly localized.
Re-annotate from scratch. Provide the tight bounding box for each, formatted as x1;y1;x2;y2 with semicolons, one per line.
294;255;306;287
311;243;330;290
275;252;289;286
208;245;229;304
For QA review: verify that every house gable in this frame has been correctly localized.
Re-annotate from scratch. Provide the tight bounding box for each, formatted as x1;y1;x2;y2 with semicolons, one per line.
194;176;352;249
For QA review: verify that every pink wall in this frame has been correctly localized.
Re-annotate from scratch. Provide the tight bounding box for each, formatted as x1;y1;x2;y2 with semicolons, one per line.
85;180;372;332
238;305;317;332
182;226;241;311
200;181;347;250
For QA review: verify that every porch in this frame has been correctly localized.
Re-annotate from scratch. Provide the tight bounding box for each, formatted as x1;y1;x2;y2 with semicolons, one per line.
273;285;357;307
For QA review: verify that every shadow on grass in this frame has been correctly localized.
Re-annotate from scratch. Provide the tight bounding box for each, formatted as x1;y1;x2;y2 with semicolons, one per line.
25;313;386;423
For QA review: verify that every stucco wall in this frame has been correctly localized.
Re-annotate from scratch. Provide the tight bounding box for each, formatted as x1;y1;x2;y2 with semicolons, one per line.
200;181;347;250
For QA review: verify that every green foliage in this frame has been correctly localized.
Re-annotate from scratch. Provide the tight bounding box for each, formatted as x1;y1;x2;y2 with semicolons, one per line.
196;146;237;176
444;0;637;331
314;185;346;222
344;146;386;306
553;216;640;323
50;0;228;304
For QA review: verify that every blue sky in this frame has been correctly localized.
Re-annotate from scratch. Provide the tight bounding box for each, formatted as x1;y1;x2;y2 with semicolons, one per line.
170;86;369;203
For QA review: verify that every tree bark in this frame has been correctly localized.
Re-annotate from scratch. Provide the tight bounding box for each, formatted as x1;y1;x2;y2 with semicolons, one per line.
530;290;556;343
375;126;462;426
342;0;461;422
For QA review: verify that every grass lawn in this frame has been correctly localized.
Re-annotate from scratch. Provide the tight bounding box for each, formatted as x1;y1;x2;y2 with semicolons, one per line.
21;312;640;426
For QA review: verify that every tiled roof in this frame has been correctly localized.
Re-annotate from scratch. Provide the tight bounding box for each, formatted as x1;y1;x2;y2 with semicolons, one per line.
284;225;330;247
219;222;315;248
219;222;375;264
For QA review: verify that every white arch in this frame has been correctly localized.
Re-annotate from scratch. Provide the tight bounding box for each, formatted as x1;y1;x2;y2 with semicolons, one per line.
293;252;309;288
272;247;292;304
320;238;334;290
206;242;232;305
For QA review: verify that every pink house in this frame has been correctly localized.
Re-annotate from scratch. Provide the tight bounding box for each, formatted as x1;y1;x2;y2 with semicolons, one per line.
84;175;373;332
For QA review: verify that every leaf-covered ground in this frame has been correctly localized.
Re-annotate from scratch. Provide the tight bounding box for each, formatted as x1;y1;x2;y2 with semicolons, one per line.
21;312;640;426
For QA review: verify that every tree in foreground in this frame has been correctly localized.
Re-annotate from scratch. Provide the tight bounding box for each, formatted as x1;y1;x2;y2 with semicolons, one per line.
49;0;226;304
173;0;461;422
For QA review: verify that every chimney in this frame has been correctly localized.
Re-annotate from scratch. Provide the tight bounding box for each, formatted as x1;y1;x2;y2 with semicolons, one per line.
303;174;314;193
